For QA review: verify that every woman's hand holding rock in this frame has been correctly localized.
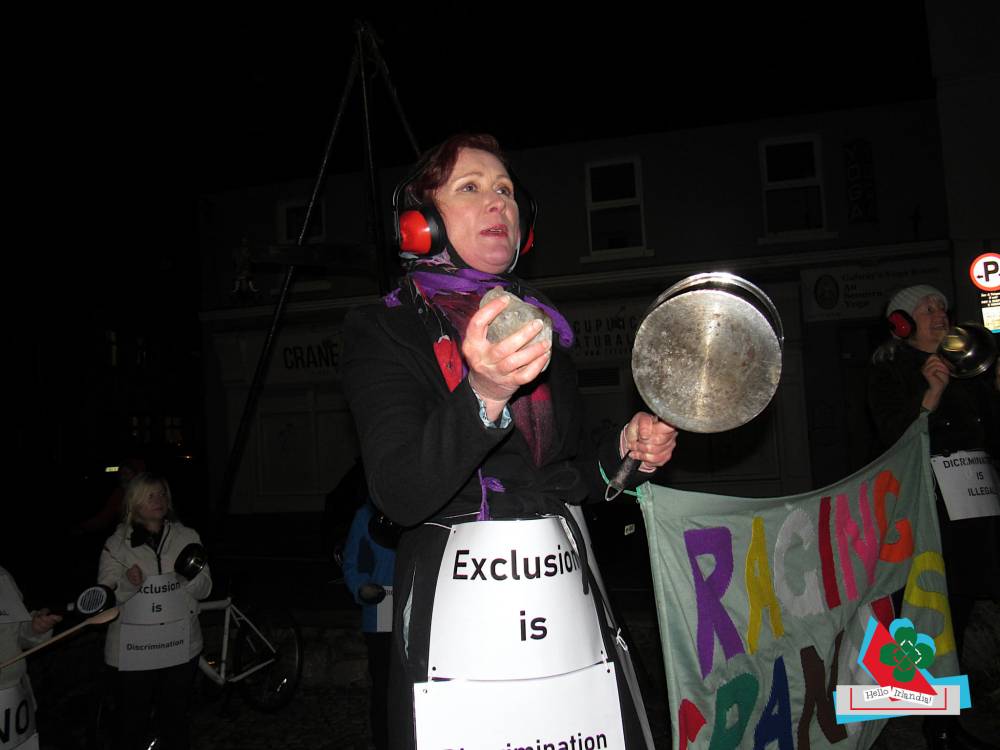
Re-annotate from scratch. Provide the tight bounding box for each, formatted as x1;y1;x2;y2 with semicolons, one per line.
463;295;552;422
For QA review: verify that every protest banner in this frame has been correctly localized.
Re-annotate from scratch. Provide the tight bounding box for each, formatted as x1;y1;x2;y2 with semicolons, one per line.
640;414;958;749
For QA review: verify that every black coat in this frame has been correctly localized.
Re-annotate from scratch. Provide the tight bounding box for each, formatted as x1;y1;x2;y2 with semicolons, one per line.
868;343;999;458
341;292;647;749
868;342;1000;599
342;299;625;528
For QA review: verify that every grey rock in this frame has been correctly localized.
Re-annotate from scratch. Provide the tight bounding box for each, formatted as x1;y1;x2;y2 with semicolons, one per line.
481;287;553;347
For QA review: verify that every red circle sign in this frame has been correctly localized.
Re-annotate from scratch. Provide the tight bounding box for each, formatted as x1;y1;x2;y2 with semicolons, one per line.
969;253;1000;292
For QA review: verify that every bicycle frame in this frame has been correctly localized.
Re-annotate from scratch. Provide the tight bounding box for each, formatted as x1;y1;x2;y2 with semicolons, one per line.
198;597;278;686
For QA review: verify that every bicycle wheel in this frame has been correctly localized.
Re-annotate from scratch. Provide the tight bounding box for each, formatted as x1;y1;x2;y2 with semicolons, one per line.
234;607;303;711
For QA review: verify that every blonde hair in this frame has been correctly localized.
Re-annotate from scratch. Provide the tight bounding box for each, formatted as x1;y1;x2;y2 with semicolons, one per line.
123;473;175;526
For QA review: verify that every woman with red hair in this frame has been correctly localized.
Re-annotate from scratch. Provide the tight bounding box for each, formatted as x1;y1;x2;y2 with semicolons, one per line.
343;134;676;749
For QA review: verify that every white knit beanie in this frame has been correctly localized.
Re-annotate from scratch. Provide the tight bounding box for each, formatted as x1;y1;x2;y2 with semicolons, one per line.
886;285;948;318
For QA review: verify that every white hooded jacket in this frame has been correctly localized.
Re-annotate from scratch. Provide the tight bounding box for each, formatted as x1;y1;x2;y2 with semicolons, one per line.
98;520;212;668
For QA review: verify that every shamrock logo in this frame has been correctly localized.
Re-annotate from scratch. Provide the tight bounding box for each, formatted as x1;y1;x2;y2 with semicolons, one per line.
878;621;936;683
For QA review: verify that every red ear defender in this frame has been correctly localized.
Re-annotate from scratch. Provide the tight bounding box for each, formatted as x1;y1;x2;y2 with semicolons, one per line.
887;309;915;338
398;210;433;254
520;224;535;255
397;204;447;255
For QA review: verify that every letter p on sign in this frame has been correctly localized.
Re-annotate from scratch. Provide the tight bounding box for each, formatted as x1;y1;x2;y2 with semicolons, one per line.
971;253;1000;291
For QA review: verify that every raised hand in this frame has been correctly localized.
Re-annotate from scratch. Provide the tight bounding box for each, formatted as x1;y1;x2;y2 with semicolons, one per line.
623;411;678;468
463;295;552;422
920;354;950;411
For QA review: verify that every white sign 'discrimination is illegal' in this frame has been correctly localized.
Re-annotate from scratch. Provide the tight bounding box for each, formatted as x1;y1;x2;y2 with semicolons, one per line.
930;451;999;520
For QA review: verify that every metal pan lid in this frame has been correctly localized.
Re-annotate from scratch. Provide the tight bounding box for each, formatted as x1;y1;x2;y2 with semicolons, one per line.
631;273;783;433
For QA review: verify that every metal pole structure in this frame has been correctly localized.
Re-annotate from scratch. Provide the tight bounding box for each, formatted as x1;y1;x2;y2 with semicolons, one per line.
360;23;423;296
363;28;421;160
214;22;422;525
355;21;391;295
214;49;360;522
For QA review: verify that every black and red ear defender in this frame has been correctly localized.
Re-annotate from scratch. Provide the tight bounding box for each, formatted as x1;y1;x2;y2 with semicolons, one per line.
392;166;538;257
887;309;916;339
395;197;447;255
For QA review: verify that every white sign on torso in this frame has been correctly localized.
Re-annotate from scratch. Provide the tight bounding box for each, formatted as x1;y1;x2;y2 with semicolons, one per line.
931;451;1000;520
120;574;189;626
0;677;37;750
427;517;605;681
118;619;190;672
376;586;393;633
414;662;626;750
0;578;30;625
118;573;191;671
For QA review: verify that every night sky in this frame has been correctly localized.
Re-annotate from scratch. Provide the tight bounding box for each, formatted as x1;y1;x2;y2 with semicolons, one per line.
166;4;934;192
34;3;933;321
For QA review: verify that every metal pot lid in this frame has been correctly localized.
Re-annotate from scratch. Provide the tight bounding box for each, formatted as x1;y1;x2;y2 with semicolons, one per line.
631;273;783;433
174;543;207;580
937;323;997;379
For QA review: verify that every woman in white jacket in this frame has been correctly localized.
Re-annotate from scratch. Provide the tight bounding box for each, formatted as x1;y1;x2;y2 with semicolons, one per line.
98;473;211;750
0;566;61;749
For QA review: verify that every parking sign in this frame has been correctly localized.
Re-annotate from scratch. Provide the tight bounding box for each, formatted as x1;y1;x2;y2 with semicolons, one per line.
970;252;1000;291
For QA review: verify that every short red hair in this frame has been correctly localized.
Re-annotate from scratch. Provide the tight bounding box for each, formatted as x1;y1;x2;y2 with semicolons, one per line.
406;133;507;206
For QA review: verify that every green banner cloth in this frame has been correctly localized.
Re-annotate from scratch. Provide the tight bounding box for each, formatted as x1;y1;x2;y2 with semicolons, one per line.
639;414;956;750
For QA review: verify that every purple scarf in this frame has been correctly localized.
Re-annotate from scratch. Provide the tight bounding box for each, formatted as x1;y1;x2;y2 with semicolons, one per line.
384;261;575;519
385;267;574;349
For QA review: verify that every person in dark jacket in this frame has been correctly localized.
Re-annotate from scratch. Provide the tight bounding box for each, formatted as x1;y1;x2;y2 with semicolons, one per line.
342;134;677;750
869;285;999;750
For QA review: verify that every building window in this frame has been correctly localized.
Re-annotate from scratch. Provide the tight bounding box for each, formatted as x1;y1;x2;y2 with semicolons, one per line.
759;136;826;236
106;330;118;367
843;139;878;224
165;416;183;446
277;200;325;244
130;415;152;444
584;158;649;259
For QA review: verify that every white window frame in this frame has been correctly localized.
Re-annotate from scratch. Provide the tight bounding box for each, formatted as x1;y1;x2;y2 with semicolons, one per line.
582;157;652;262
276;199;326;244
758;135;836;243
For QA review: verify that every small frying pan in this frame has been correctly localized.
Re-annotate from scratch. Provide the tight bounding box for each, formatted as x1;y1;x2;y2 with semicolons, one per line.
607;272;784;498
174;543;207;580
937;323;997;379
44;584;116;620
69;584;116;616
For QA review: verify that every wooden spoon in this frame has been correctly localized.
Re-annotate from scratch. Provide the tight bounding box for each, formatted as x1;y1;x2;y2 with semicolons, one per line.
1;607;120;669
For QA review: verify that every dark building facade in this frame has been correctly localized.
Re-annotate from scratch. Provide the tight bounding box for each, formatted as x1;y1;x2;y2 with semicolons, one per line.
198;97;965;515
